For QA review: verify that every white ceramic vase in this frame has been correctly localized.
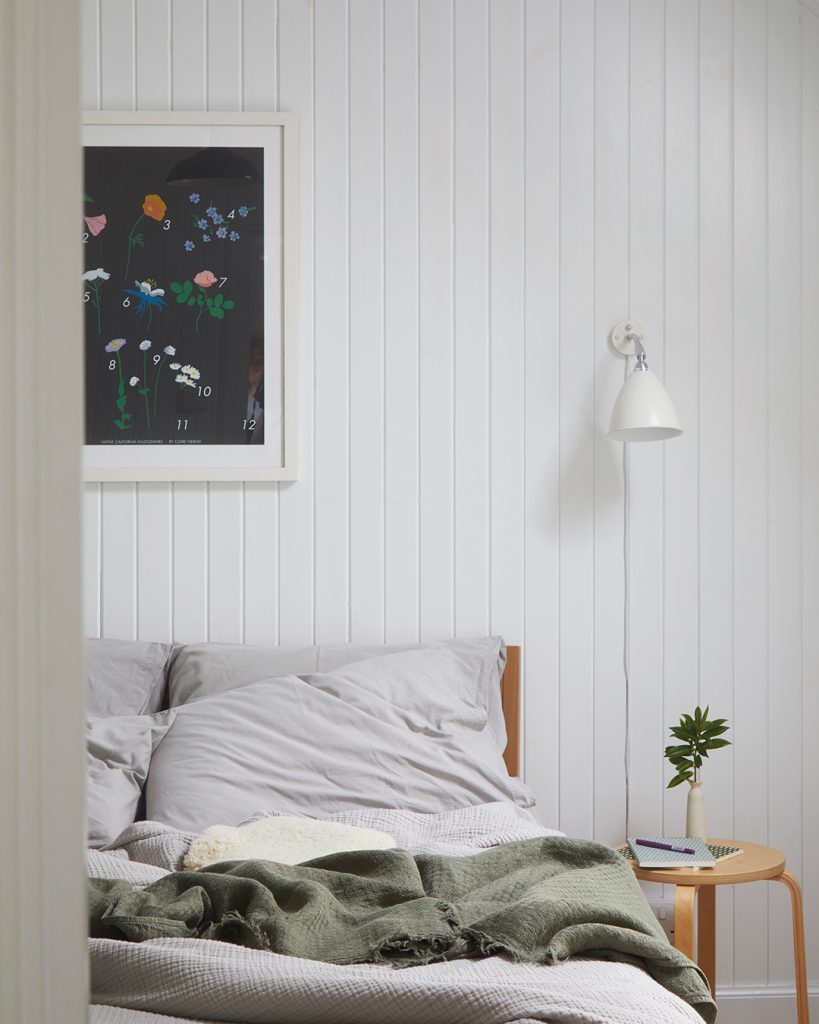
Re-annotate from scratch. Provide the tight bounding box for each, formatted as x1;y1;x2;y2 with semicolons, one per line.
685;780;707;840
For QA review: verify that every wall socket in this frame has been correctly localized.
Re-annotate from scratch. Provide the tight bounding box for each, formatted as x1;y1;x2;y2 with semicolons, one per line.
649;901;676;943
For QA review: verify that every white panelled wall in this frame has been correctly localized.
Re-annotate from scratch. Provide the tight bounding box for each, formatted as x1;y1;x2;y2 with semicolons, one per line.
82;0;818;1014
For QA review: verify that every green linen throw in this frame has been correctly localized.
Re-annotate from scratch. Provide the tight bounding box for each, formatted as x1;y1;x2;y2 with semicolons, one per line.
89;836;716;1023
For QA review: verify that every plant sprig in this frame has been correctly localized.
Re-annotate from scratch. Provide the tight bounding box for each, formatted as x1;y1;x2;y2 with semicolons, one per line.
664;705;730;789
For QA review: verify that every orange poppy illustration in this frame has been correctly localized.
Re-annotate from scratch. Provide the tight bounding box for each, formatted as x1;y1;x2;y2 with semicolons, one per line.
142;194;167;221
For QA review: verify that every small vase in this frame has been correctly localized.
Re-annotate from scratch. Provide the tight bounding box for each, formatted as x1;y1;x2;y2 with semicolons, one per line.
685;780;707;840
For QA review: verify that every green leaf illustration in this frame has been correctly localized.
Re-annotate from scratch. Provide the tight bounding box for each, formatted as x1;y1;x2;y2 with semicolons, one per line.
213;293;224;307
210;307;225;320
222;299;235;310
169;281;183;294
206;297;214;307
84;193;94;203
187;297;196;307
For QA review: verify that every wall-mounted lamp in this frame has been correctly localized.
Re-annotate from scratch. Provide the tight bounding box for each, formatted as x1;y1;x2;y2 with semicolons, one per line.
607;320;682;442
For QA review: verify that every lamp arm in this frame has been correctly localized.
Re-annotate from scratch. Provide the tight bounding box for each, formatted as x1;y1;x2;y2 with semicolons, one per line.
627;333;649;371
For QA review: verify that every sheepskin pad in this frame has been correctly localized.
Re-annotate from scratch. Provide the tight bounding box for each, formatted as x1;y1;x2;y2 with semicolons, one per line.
183;816;396;870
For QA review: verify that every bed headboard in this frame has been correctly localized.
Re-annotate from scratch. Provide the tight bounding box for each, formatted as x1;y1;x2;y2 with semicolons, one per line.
500;645;521;777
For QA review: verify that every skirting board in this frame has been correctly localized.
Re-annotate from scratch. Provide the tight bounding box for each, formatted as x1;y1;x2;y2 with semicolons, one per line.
715;985;819;1024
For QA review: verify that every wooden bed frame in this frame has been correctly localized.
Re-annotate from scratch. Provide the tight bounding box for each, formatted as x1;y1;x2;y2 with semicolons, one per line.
500;645;521;777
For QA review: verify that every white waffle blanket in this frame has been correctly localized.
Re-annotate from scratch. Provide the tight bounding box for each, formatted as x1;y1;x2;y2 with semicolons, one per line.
89;803;704;1024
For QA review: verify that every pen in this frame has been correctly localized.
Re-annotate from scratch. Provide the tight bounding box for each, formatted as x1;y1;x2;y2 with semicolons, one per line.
635;839;696;855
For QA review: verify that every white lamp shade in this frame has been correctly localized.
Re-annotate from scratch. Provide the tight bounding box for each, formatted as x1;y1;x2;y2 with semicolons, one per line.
608;368;682;442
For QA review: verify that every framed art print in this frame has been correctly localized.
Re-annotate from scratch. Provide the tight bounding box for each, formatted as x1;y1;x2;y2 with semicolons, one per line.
82;111;297;480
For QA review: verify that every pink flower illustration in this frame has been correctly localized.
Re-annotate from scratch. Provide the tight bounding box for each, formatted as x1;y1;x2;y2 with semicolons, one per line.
193;270;217;288
84;214;107;236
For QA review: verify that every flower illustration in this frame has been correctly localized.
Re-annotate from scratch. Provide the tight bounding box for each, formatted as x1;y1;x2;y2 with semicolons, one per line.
169;273;235;333
130;376;140;387
164;345;176;356
197;218;208;229
216;226;227;239
181;364;200;380
104;340;131;431
84;214;107;236
202;234;211;243
143;194;167;221
211;212;224;225
82;267;110;335
238;206;249;217
229;230;239;242
184;240;195;252
175;372;198;388
124;194;167;280
122;279;167;331
205;205;217;218
189;192;200;204
169;362;181;370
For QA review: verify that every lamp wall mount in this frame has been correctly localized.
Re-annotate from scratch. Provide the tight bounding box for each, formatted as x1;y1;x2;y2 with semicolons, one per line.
610;319;647;357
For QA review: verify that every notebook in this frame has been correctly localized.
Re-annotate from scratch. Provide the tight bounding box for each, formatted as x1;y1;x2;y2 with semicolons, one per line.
626;836;716;869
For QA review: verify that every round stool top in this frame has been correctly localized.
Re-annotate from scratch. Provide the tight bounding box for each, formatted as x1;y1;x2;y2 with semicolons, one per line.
630;838;785;885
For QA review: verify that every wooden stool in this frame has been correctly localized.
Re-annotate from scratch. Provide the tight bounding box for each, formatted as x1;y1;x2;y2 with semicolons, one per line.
630;838;809;1024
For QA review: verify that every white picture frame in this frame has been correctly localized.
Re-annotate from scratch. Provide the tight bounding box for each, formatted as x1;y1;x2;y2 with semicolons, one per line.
81;111;298;481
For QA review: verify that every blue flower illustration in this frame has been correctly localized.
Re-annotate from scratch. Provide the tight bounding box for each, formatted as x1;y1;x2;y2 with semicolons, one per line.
238;206;249;217
184;240;195;252
122;279;167;330
189;192;200;204
202;234;212;243
197;218;208;229
229;230;239;242
211;212;224;225
216;226;228;239
205;205;217;218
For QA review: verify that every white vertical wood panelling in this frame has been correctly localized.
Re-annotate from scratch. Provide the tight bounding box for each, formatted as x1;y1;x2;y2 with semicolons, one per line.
313;0;349;643
488;0;524;650
277;0;315;646
698;0;735;984
419;0;455;642
84;0;819;995
349;0;385;643
626;0;666;844
592;0;629;847
801;5;819;985
453;0;490;642
731;0;770;988
383;0;419;643
766;0;803;987
522;0;561;838
557;0;595;840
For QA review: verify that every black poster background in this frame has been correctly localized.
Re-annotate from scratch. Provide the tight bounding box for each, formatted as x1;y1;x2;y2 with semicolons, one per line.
83;145;264;446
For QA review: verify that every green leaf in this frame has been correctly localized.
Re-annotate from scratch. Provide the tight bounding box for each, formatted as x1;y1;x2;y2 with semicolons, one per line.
84;193;94;203
116;396;127;411
209;307;225;319
213;292;224;306
665;744;691;756
206;297;214;307
196;294;204;306
169;281;183;294
133;235;144;247
667;771;693;789
222;299;235;310
187;297;196;307
705;737;731;749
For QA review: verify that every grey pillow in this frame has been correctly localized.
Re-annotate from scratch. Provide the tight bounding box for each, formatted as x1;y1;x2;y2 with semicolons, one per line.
85;637;173;718
146;647;533;833
86;711;175;847
168;636;508;752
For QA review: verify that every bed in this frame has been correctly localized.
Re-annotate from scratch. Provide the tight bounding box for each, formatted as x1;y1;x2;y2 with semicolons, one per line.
86;638;714;1024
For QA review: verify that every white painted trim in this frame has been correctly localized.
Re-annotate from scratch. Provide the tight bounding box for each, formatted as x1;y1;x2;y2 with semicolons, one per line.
81;111;299;482
0;0;86;1023
716;985;819;1024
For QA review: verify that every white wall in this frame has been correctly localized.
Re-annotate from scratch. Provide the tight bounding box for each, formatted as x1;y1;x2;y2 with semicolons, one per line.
82;0;819;1011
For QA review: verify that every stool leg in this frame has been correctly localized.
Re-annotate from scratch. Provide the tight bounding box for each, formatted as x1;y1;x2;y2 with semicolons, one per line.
697;885;717;995
674;885;697;961
777;871;810;1024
